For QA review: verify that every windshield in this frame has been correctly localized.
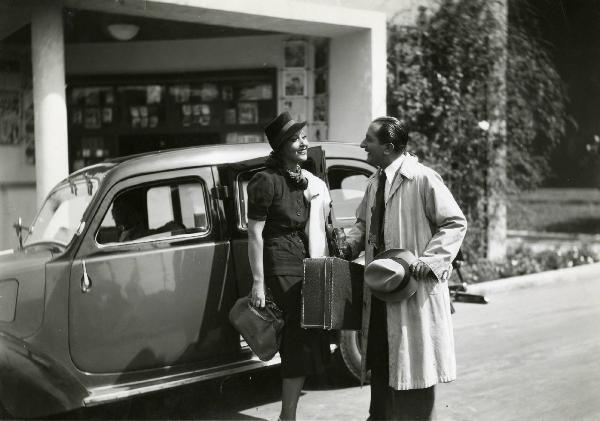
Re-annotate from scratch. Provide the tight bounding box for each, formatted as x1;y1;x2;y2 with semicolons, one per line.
24;177;100;247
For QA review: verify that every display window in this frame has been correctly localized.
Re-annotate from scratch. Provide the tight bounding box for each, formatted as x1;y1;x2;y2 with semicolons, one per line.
67;69;276;171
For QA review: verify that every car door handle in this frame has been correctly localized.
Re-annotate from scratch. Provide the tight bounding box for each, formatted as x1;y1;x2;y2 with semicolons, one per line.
81;260;92;293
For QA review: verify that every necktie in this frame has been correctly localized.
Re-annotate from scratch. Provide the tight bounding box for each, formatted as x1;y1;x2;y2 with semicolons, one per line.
370;170;387;255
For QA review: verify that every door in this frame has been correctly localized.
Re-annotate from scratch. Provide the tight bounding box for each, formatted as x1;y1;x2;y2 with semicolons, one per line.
326;158;375;228
68;167;239;374
219;147;328;296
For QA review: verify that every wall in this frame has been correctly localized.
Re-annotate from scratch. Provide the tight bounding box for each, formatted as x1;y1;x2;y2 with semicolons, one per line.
66;35;287;75
0;55;36;251
298;0;441;25
329;27;386;142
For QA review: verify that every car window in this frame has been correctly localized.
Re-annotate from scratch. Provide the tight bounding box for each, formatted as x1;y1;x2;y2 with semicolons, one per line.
328;166;370;227
96;179;209;244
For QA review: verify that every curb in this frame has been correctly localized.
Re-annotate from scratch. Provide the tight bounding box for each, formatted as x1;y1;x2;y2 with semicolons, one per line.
466;262;600;296
507;229;600;242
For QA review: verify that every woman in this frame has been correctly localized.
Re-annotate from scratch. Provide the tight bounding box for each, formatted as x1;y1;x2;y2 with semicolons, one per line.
247;111;330;421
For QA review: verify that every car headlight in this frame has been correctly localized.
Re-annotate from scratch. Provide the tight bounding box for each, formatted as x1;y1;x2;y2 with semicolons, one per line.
0;279;18;322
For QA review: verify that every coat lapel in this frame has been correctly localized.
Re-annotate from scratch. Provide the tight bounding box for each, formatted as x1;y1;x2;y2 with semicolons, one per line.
387;154;418;203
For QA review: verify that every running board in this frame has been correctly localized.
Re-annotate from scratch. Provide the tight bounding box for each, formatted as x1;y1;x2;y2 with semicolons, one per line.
83;354;280;407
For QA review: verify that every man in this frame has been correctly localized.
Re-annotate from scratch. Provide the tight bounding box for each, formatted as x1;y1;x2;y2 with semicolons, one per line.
111;193;147;242
345;117;467;420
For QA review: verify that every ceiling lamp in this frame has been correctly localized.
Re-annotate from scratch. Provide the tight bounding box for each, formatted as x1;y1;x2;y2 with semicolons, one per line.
107;23;140;41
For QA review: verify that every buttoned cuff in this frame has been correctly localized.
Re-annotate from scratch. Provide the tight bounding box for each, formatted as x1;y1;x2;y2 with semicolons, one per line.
418;257;451;282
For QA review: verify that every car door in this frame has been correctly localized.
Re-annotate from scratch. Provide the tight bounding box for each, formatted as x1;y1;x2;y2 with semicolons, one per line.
220;147;327;297
326;158;375;228
68;167;240;374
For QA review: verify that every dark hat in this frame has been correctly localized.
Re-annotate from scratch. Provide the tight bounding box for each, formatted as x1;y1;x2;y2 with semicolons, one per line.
364;248;419;302
264;111;306;151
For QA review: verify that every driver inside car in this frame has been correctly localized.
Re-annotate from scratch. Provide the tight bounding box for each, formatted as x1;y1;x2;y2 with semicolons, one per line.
111;193;147;242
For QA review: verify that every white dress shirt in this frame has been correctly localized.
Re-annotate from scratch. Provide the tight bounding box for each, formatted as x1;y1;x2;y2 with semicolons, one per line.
383;153;406;204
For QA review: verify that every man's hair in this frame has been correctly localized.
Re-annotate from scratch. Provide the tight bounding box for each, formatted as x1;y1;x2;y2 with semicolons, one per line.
372;116;409;152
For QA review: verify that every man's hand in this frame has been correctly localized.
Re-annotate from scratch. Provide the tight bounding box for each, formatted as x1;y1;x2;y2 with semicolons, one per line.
251;282;266;308
409;260;432;281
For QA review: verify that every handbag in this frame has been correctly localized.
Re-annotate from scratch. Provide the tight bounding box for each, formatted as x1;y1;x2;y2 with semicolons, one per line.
325;211;351;260
228;293;284;362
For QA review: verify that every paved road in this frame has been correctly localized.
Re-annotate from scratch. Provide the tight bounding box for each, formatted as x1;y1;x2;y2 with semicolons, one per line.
62;275;600;420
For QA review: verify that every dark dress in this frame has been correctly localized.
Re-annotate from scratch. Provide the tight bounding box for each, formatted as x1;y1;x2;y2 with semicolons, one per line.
247;168;330;378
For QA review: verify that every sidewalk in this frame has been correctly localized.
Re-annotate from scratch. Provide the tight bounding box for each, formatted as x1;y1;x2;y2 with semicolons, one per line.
467;261;600;296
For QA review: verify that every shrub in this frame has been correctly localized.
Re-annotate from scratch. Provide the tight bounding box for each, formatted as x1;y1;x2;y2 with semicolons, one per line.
459;245;600;283
388;0;567;259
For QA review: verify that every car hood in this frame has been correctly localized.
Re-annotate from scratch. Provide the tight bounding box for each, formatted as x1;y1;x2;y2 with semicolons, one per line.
0;248;53;338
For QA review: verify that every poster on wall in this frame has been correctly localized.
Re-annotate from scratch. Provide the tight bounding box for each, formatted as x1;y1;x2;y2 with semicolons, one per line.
0;90;21;145
313;95;328;122
284;40;308;68
314;69;328;95
238;102;259;124
283;69;307;97
22;88;35;164
314;40;329;70
226;132;264;144
310;123;328;142
282;98;307;123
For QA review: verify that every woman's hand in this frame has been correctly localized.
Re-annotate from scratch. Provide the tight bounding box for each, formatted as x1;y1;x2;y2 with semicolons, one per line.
251;282;266;308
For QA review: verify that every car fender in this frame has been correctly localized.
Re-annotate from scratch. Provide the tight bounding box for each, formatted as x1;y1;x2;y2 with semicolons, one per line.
0;332;87;419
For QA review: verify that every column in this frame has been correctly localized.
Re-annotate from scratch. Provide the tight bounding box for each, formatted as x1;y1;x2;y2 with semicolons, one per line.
31;0;68;207
486;0;508;261
329;21;386;142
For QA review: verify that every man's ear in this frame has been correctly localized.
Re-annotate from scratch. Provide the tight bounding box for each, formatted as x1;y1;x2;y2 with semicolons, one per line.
383;143;395;155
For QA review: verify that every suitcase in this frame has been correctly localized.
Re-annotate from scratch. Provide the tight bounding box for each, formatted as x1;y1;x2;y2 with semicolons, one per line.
301;257;364;330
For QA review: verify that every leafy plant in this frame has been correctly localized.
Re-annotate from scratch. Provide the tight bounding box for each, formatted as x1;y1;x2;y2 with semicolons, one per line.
388;0;567;259
458;244;599;283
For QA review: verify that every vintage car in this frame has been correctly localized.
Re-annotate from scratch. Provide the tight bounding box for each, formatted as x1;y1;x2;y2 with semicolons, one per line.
0;142;376;418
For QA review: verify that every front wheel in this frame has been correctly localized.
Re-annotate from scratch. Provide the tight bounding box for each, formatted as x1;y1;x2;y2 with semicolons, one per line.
331;330;370;384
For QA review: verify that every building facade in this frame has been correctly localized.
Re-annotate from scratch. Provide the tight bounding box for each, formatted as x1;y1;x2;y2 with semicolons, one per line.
0;0;387;250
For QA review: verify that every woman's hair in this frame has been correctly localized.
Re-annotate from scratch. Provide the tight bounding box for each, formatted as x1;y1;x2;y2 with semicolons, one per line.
265;151;285;169
264;151;308;190
372;116;409;152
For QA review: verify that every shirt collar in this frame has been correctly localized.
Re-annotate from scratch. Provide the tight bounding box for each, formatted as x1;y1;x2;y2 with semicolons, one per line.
383;153;405;183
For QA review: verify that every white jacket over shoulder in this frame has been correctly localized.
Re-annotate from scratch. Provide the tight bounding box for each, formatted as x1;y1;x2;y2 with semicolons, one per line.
303;169;331;258
346;153;467;390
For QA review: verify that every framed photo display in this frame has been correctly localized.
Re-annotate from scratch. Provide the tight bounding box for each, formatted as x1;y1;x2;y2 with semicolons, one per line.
313;95;328;122
0;89;21;144
282;98;307;123
284;40;308;68
238;102;259;124
283;69;307;97
311;123;328;142
314;69;328;95
314;40;329;70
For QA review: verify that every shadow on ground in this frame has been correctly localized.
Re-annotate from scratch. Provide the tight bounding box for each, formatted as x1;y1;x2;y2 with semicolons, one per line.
50;363;360;420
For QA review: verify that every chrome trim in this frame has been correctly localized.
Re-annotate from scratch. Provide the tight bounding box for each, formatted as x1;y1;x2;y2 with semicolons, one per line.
81;260;92;293
83;355;281;406
94;229;212;250
216;246;230;311
234;169;261;232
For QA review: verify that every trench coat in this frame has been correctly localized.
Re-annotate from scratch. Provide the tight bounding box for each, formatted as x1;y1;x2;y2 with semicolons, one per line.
346;153;467;390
